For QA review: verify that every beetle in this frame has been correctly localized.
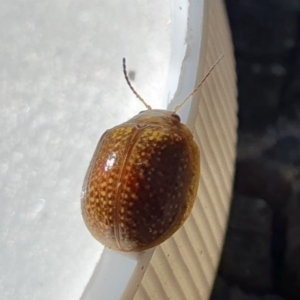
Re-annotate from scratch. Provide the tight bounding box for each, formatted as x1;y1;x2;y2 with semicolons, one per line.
81;56;223;252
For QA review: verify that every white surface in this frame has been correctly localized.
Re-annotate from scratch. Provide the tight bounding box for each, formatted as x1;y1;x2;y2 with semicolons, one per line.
81;247;154;300
0;1;173;299
0;0;207;298
81;249;138;300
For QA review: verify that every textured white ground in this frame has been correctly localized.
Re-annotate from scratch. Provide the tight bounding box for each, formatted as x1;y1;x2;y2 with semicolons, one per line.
0;1;172;299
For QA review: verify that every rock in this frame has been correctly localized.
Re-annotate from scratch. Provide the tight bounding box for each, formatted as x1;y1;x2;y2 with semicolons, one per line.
286;185;300;242
281;41;300;118
218;196;273;291
237;131;276;159
234;158;295;210
230;286;285;300
225;0;300;56
210;276;231;300
229;194;272;236
261;295;286;300
263;136;300;167
230;286;260;300
211;282;286;300
225;0;300;131
219;228;273;291
236;58;287;131
282;246;300;300
282;185;300;299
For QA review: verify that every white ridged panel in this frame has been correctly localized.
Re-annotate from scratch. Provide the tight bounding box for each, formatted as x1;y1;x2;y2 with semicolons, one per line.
134;0;237;299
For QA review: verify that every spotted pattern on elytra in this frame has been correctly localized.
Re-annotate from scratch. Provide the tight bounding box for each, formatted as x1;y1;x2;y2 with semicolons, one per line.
81;109;200;252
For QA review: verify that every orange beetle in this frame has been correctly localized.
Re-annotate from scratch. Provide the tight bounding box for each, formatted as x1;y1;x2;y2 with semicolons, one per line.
81;57;222;252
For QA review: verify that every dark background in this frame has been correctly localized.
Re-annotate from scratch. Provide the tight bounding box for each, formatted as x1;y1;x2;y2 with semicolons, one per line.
210;1;300;299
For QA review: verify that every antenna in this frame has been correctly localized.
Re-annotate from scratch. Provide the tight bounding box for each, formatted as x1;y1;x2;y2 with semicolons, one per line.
174;54;224;113
122;58;152;110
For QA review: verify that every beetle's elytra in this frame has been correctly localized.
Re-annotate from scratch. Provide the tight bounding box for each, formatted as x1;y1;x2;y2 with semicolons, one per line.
81;109;200;251
81;57;222;252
